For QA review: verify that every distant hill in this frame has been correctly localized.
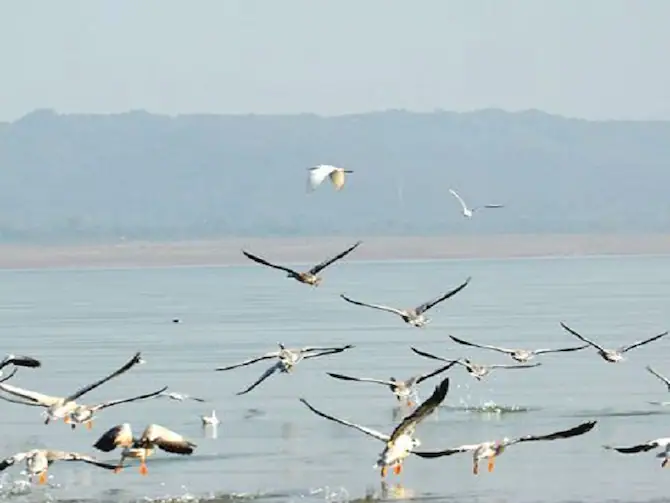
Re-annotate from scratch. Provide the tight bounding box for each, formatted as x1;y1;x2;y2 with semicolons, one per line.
1;108;669;244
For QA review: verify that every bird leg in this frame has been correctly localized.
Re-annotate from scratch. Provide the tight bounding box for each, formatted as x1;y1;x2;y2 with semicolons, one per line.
380;466;388;478
472;461;479;475
487;456;496;473
139;461;148;476
86;420;93;430
393;463;402;475
113;455;125;474
63;416;70;424
662;458;669;468
38;471;48;485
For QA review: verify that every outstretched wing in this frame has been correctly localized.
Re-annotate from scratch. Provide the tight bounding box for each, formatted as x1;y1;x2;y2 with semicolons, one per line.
241;250;300;276
302;345;354;360
389;377;450;442
299;398;390;442
141;424;196;454
307;165;336;192
65;351;144;403
510;421;597;446
646;365;670;388
448;335;514;355
534;345;589;355
473;204;504;211
488;363;542;370
0;355;41;370
340;294;405;316
236;362;282;395
308;241;362;275
92;386;169;412
559;323;607;352
0;451;31;471
0;382;62;406
604;440;662;454
620;331;669;353
448;189;469;212
410;347;457;365
327;372;395;387
413;444;480;458
215;351;279;371
0;391;44;407
0;368;17;383
65;453;123;470
414;278;471;314
412;361;459;386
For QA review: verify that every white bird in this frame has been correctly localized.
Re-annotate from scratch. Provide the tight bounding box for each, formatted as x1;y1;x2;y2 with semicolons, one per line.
158;390;206;403
201;410;219;425
448;189;503;218
604;438;670;467
307;164;353;192
448;335;588;363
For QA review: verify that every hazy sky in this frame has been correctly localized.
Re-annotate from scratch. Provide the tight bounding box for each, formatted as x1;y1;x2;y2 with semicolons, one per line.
2;0;669;121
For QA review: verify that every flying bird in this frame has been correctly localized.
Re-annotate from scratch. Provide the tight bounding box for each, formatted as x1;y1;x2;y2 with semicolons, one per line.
0;351;144;424
448;189;503;218
307;164;353;192
340;277;471;328
410;347;540;380
300;377;450;478
215;344;354;395
326;361;457;407
448;335;588;363
414;421;596;475
559;322;668;363
93;423;196;475
0;449;120;485
157;390;206;403
242;241;361;286
604;438;670;467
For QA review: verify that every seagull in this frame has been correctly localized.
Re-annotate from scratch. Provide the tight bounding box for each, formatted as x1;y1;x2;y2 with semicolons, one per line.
448;335;589;363
0;351;144;424
307;164;353;192
300;377;450;477
448;189;503;218
93;423;196;475
340;277;471;328
242;241;361;286
604;438;670;467
215;343;354;395
0;449;120;485
410;347;541;380
326;361;457;407
646;366;670;392
201;410;219;425
559;322;668;363
157;390;206;403
414;420;596;475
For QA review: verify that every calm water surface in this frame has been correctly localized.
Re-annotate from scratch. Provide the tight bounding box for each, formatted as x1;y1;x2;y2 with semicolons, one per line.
0;254;669;503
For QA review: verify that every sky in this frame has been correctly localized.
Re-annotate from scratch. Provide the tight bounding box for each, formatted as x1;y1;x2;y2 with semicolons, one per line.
1;0;669;122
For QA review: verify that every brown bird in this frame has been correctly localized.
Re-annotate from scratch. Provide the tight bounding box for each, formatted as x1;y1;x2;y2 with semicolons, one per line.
242;241;361;286
93;423;196;475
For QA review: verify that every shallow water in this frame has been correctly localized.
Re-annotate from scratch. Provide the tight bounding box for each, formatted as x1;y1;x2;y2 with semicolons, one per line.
0;254;669;502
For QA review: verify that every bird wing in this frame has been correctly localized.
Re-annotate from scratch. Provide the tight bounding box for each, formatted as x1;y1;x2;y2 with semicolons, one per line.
91;386;169;412
448;335;514;354
214;351;279;371
141;424;196;454
559;323;607;352
0;392;45;407
307;165;336;191
241;250;299;276
620;331;669;353
64;351;144;403
604;440;663;454
534;345;590;355
388;377;450;442
0;368;18;383
646;365;670;387
472;204;504;211
0;382;62;406
0;451;31;471
93;423;134;452
61;453;124;470
413;444;480;458
412;361;459;385
410;347;458;365
448;189;469;212
326;372;395;387
299;397;390;442
414;278;471;314
509;421;597;446
488;363;542;370
300;345;354;353
340;294;405;316
236;361;282;396
328;169;347;190
0;355;41;370
308;241;362;275
301;345;354;360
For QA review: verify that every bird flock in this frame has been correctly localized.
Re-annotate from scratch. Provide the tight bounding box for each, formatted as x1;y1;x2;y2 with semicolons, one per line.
0;166;668;492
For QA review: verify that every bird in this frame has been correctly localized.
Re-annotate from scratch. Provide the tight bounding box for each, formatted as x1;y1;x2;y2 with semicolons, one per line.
241;241;361;286
215;343;354;395
307;164;353;192
448;189;503;218
339;277;471;328
0;449;120;485
413;420;597;475
157;390;206;403
604;438;670;467
300;377;450;478
201;410;219;425
646;366;670;392
559;322;668;363
0;354;41;372
93;423;196;475
410;347;541;380
0;351;144;424
448;334;589;363
326;361;457;407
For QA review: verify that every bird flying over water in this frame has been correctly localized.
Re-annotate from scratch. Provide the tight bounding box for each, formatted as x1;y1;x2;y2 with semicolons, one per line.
448;189;503;218
604;437;670;467
307;164;353;192
448;335;588;363
242;241;361;286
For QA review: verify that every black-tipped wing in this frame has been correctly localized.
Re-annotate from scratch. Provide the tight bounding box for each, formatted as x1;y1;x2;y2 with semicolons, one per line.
620;331;669;353
0;368;17;383
410;347;457;364
0;452;29;471
308;241;362;275
302;345;354;360
326;372;395;387
646;366;670;388
242;250;300;276
299;398;390;442
534;345;590;355
65;352;144;403
413;444;478;458
0;355;41;370
236;362;282;395
415;278;471;314
93;423;133;452
215;351;279;371
448;335;514;354
92;386;169;412
510;420;597;446
388;377;450;442
604;440;662;454
339;294;405;316
559;323;606;352
412;361;459;386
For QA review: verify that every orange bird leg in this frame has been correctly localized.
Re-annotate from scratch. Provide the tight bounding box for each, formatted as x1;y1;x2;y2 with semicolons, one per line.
38;471;48;485
86;421;93;430
139;462;149;476
63;416;70;424
393;464;402;475
487;456;496;473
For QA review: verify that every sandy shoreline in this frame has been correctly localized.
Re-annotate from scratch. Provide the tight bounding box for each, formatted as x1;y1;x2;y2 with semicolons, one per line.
0;234;666;270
